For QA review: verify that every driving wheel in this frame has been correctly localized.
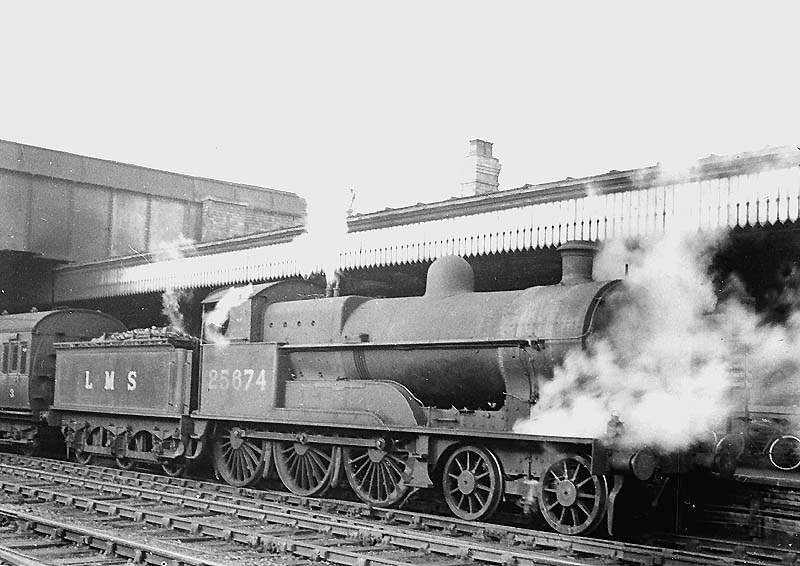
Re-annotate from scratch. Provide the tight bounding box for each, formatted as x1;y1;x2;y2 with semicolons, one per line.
441;445;504;521
274;440;341;497
343;445;410;506
212;425;269;486
538;454;608;535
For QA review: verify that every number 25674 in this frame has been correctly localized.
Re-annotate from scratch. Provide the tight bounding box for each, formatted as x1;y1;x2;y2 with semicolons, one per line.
207;369;268;391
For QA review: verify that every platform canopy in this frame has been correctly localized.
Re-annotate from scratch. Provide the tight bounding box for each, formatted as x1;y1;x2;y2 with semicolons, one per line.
53;146;800;301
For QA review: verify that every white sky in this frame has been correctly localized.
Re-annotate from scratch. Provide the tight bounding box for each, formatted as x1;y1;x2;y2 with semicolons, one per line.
1;2;798;214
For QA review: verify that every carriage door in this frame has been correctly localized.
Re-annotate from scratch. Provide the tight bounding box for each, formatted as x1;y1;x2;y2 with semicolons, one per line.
1;336;29;409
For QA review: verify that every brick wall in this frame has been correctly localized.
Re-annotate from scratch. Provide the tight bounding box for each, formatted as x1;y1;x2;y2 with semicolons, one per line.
200;198;301;242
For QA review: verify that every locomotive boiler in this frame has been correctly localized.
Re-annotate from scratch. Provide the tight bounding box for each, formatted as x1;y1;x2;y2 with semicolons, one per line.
263;241;614;411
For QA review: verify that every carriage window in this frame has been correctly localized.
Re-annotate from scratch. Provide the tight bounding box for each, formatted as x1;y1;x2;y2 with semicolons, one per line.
10;343;19;373
19;342;27;374
1;343;7;373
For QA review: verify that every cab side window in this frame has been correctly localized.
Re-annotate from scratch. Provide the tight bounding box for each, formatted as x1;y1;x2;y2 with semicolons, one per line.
1;342;8;374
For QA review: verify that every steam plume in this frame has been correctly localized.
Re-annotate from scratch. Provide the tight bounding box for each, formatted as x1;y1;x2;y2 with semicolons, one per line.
204;283;254;346
515;229;800;451
153;235;194;333
294;188;354;288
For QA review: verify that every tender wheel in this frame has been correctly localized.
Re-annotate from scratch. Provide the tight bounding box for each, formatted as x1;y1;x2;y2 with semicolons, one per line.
212;425;269;486
161;437;188;477
274;440;341;497
75;427;111;465
116;431;154;471
442;445;504;521
538;454;608;535
115;453;135;470
343;445;410;506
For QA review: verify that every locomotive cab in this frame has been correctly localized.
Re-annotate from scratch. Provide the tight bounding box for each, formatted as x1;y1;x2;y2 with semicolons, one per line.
201;280;323;343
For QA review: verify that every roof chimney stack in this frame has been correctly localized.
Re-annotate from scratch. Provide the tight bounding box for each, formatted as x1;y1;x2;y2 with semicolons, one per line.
461;139;501;196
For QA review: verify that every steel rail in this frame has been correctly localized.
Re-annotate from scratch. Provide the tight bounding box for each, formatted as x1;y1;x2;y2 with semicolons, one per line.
0;544;54;566
0;505;229;566
0;466;616;566
0;461;762;566
0;454;787;566
641;533;800;565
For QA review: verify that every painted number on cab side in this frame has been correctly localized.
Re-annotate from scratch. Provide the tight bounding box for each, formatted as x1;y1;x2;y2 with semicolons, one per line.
207;369;268;391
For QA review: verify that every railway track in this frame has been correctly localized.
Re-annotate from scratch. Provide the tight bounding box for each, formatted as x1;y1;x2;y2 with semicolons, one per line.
686;475;800;542
0;454;794;566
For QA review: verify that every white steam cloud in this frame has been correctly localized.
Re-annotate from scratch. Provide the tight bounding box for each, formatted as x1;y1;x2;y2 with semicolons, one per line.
153;235;195;333
294;188;354;287
515;230;800;452
203;283;254;346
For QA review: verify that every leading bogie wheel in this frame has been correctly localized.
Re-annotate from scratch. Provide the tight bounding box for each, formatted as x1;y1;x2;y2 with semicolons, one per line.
274;440;341;497
343;445;410;506
538;454;608;535
441;444;504;521
212;425;270;487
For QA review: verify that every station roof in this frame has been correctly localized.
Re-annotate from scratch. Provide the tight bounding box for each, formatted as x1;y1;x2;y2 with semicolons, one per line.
52;146;800;301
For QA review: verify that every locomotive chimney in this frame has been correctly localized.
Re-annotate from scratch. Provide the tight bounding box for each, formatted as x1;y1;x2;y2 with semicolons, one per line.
558;241;598;284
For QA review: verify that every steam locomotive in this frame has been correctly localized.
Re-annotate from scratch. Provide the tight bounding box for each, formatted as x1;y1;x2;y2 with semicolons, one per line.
0;242;727;536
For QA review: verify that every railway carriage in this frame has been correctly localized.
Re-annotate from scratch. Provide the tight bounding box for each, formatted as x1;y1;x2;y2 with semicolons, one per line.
0;309;126;453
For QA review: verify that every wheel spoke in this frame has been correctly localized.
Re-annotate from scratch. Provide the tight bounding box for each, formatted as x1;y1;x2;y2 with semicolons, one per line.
353;458;371;477
570;464;580;481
